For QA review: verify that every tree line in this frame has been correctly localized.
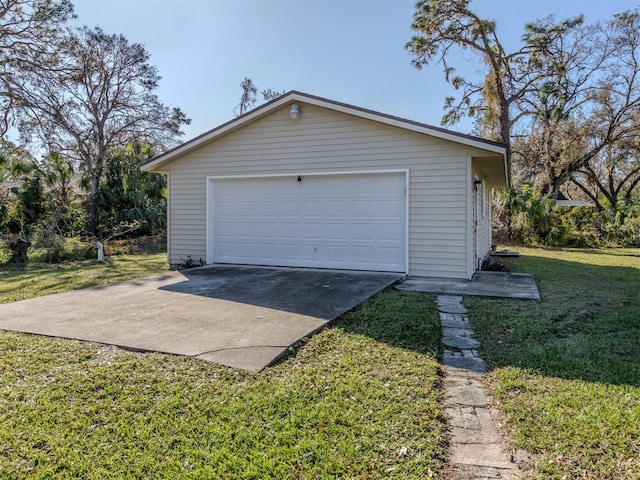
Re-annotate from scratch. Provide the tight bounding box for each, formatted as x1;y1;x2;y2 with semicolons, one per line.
408;0;640;246
0;0;190;262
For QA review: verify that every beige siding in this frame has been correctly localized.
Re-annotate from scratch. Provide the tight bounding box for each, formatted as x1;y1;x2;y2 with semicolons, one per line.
165;103;491;277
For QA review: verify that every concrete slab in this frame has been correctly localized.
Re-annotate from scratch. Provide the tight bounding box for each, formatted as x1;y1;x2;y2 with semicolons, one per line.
0;265;401;372
396;271;540;300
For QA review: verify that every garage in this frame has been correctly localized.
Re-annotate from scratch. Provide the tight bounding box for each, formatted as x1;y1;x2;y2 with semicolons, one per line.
207;172;407;272
142;91;508;279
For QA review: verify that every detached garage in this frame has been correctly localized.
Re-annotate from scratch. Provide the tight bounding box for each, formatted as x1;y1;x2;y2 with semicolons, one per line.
141;91;508;279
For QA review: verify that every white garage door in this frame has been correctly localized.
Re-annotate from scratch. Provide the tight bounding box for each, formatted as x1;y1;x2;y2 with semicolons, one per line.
210;172;406;272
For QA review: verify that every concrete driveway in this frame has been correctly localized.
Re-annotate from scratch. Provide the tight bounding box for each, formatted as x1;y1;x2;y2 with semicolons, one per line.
0;265;401;372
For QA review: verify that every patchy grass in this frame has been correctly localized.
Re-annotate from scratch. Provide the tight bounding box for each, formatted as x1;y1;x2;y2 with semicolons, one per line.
0;288;446;479
0;253;168;303
466;247;640;479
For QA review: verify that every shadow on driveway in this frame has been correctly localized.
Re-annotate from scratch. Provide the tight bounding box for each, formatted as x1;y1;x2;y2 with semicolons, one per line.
0;265;402;372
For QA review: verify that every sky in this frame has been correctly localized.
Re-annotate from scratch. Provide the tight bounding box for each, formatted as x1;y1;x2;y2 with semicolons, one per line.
70;0;639;142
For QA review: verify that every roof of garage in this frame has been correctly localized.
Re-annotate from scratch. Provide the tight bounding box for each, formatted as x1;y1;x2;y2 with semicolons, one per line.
141;91;509;187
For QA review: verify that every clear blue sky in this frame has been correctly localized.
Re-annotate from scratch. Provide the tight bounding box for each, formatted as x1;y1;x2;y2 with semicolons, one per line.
71;0;638;141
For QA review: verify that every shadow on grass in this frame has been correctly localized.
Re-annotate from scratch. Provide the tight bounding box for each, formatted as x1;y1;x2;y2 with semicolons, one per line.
0;254;169;304
465;253;640;387
331;288;442;358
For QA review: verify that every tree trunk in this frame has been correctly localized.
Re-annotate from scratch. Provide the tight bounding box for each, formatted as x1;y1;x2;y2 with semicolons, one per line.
88;174;100;236
8;237;31;263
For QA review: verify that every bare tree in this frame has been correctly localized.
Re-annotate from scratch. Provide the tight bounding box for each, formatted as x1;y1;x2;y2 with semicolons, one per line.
12;26;190;235
514;9;640;196
234;77;285;116
570;141;640;211
261;88;286;101
234;77;258;117
0;0;74;135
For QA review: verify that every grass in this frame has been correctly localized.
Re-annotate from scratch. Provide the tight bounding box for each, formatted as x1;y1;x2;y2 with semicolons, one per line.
466;247;640;479
0;253;169;303
0;255;446;479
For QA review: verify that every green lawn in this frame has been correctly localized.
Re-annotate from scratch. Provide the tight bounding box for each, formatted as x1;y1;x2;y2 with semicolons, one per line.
466;247;640;479
0;255;445;479
0;253;169;302
4;248;636;478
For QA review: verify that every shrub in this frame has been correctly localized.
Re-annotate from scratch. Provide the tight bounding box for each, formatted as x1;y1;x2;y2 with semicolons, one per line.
494;189;639;248
31;233;94;263
105;234;167;255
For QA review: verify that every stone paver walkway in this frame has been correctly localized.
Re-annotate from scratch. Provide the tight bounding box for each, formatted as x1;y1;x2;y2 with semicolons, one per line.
437;295;530;479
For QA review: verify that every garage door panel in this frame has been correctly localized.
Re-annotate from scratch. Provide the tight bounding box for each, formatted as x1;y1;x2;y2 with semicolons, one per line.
236;201;258;216
326;245;349;261
258;222;278;238
279;222;300;239
378;200;404;216
280;244;300;260
302;222;325;240
351;200;376;216
216;241;236;258
256;243;279;259
218;201;237;216
237;222;257;236
326;223;349;240
378;223;404;241
326;200;348;216
236;242;257;258
279;201;300;217
352;246;376;263
212;173;406;272
301;200;324;217
258;201;278;216
217;221;236;236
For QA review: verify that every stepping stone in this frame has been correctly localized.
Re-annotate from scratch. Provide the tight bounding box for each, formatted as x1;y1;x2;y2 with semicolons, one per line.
443;352;487;372
442;336;481;349
437;303;468;314
449;441;519;470
442;326;475;338
446;385;490;406
437;295;468;314
440;314;471;329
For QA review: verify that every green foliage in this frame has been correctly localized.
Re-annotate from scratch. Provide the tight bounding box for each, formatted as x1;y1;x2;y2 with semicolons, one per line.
9;170;45;234
104;235;167;255
495;186;554;243
495;188;640;247
98;142;167;237
30;233;93;263
38;153;85;236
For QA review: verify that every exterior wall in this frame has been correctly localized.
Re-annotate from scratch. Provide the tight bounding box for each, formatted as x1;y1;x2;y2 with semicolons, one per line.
164;103;492;278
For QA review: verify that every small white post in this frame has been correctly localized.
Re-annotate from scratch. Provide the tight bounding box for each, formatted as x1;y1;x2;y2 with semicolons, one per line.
96;241;104;262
